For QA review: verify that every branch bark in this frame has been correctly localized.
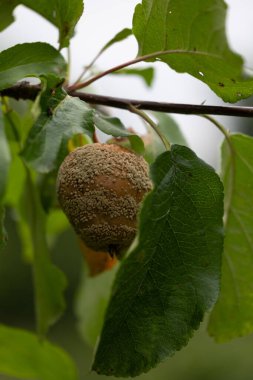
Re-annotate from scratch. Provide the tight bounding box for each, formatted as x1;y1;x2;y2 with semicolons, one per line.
2;81;253;118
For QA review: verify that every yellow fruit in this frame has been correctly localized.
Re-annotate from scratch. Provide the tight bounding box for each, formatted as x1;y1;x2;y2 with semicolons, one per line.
57;143;152;256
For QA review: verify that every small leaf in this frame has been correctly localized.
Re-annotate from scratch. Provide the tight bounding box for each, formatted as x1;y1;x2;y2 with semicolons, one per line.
1;0;84;49
22;96;94;173
0;42;66;91
132;0;253;103
208;134;253;341
92;145;224;377
101;28;132;53
0;324;78;380
75;264;118;347
144;112;188;163
112;67;155;87
94;114;144;154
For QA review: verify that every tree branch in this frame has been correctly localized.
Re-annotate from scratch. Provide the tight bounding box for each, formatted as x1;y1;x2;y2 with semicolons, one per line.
70;91;253;118
0;82;41;100
2;81;253;118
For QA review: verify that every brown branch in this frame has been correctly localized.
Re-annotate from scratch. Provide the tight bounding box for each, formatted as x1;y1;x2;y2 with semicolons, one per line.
0;81;41;100
2;81;253;118
67;49;218;92
70;91;253;118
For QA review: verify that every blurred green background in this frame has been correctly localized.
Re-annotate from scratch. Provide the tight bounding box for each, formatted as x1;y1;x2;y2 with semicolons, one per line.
1;209;253;380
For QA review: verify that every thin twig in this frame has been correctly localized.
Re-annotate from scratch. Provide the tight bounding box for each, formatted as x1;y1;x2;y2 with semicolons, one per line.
129;104;171;150
67;49;217;91
70;91;253;118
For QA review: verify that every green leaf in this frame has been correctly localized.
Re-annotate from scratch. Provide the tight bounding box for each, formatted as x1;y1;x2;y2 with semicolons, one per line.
133;0;253;103
47;209;69;237
0;0;16;32
144;112;188;163
101;28;132;53
23;169;67;335
0;42;66;91
92;145;224;377
0;0;84;49
112;67;155;87
22;96;94;173
0;324;78;380
0;103;11;200
208;134;253;341
0;102;11;246
75;264;118;347
94;114;145;154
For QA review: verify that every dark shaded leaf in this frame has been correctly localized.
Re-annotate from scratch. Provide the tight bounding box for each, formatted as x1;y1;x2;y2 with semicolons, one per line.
0;324;78;380
133;0;253;103
92;145;224;377
22;95;94;173
209;134;253;341
0;42;66;91
0;0;16;32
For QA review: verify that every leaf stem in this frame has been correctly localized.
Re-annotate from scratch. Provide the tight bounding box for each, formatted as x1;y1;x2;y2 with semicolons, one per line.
67;49;216;92
201;114;235;225
129;104;171;151
72;50;103;86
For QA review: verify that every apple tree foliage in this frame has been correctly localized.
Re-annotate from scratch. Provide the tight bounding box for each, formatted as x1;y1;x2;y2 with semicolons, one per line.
0;0;253;378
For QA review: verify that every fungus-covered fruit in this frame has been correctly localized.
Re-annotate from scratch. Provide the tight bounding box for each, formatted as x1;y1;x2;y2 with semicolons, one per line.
57;143;152;256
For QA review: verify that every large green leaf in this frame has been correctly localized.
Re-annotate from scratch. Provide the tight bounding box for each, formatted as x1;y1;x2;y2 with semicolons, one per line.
133;0;253;103
208;134;253;341
0;0;84;48
0;324;78;380
76;264;118;347
22;95;94;173
92;145;224;377
0;42;66;91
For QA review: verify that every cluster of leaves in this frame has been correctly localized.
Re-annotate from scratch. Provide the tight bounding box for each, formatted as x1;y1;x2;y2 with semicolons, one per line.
0;0;253;379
